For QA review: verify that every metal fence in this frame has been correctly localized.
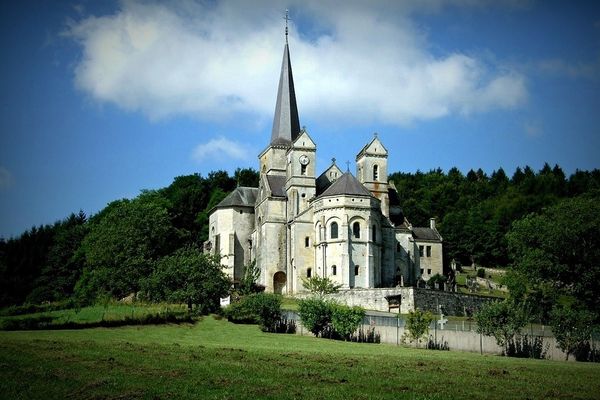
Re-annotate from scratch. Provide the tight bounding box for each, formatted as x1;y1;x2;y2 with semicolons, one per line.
283;310;561;337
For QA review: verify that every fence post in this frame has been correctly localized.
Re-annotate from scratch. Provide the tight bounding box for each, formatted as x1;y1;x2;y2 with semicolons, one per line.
396;317;399;346
480;331;483;355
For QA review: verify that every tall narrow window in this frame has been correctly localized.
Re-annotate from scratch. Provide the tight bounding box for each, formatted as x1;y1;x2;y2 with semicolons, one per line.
355;265;360;276
305;237;310;248
301;164;307;175
426;246;431;257
353;222;360;238
307;268;312;278
372;225;377;241
332;265;337;276
373;165;379;181
419;245;424;257
330;222;338;239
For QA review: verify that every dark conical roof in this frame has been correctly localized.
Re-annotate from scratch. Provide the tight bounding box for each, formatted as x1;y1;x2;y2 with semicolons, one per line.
270;43;300;145
319;172;372;198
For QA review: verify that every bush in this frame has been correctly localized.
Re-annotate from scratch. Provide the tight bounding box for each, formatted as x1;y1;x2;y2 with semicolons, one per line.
403;309;433;348
505;335;548;359
475;300;526;355
331;304;365;341
223;293;283;332
298;298;333;337
298;299;367;341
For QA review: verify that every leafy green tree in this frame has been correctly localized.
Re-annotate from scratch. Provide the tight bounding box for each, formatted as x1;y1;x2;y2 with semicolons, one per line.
403;309;433;348
475;300;526;354
143;247;230;313
26;211;88;303
301;275;342;299
331;304;365;340
238;260;262;295
550;303;595;361
298;298;334;337
234;168;259;187
506;195;600;321
78;193;176;300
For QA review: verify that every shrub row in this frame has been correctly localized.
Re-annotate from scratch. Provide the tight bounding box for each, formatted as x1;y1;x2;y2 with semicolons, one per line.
0;300;78;317
0;311;193;331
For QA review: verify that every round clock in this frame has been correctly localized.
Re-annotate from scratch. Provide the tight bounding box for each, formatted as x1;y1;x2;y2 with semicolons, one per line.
299;155;310;165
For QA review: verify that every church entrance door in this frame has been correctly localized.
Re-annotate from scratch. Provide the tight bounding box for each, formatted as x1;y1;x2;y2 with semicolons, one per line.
273;271;286;294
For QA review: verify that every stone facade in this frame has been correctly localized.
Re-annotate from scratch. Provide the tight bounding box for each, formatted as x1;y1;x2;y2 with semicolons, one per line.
206;39;444;297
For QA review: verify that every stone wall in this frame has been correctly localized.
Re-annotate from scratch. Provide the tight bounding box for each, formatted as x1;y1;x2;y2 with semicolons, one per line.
299;287;496;316
411;288;497;316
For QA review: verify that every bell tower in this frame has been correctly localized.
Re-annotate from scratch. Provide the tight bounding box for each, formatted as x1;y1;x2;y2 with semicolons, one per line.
356;133;390;217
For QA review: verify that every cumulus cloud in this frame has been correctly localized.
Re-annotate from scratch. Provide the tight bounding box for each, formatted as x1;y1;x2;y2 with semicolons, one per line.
0;167;13;190
66;0;527;126
192;137;251;163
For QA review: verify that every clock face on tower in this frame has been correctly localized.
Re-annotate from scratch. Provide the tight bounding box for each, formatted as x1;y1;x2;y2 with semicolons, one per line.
299;155;310;165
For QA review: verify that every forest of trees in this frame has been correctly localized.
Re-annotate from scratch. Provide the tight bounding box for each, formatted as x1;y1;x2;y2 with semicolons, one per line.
0;164;599;322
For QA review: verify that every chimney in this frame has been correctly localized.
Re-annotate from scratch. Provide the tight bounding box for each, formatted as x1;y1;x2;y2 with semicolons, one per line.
430;218;436;230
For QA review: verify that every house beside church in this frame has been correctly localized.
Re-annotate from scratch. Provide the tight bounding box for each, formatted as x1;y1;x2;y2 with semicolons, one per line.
205;32;443;295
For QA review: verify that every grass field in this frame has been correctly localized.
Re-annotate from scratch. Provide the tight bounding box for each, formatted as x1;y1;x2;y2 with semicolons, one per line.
1;315;599;399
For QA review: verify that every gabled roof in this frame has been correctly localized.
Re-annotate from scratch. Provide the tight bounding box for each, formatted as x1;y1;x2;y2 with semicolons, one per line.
356;135;388;160
266;175;286;197
214;187;258;209
270;43;300;146
316;161;343;195
319;172;372;198
412;227;442;241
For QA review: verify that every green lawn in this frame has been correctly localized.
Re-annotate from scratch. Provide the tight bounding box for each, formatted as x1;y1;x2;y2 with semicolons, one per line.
1;316;599;399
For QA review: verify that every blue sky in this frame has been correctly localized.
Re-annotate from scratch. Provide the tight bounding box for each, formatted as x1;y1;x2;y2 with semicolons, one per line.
1;0;599;238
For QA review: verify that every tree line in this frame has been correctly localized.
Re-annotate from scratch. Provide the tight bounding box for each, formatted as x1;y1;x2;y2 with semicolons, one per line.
0;164;599;325
390;164;600;268
0;168;258;308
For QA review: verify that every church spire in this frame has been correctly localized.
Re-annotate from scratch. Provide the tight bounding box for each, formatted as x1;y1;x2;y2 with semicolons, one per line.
270;10;300;146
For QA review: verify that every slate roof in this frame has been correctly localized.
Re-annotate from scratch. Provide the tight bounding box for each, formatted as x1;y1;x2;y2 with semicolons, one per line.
266;175;286;197
412;227;442;241
270;43;300;146
214;187;258;209
319;172;372;198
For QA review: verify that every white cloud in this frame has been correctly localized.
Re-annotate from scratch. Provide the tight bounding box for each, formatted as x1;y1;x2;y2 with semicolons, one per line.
66;0;527;126
0;167;13;190
192;137;250;163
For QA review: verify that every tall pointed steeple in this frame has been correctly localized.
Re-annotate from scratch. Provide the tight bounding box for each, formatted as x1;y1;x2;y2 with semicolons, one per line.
270;12;300;146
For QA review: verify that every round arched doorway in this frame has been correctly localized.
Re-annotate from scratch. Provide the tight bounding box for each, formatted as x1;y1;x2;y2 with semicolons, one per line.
273;271;286;294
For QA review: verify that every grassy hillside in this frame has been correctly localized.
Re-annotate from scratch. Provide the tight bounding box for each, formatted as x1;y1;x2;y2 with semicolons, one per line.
1;316;599;399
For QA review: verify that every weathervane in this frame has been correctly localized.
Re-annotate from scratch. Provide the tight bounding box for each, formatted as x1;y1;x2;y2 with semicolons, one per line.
284;9;290;44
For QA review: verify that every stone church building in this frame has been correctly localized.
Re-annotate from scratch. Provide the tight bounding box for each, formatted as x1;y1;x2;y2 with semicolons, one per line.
206;35;443;295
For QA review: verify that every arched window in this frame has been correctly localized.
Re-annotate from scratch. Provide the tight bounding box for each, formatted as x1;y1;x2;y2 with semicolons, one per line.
332;265;337;276
307;268;312;278
330;222;338;239
353;222;360;238
373;165;379;181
